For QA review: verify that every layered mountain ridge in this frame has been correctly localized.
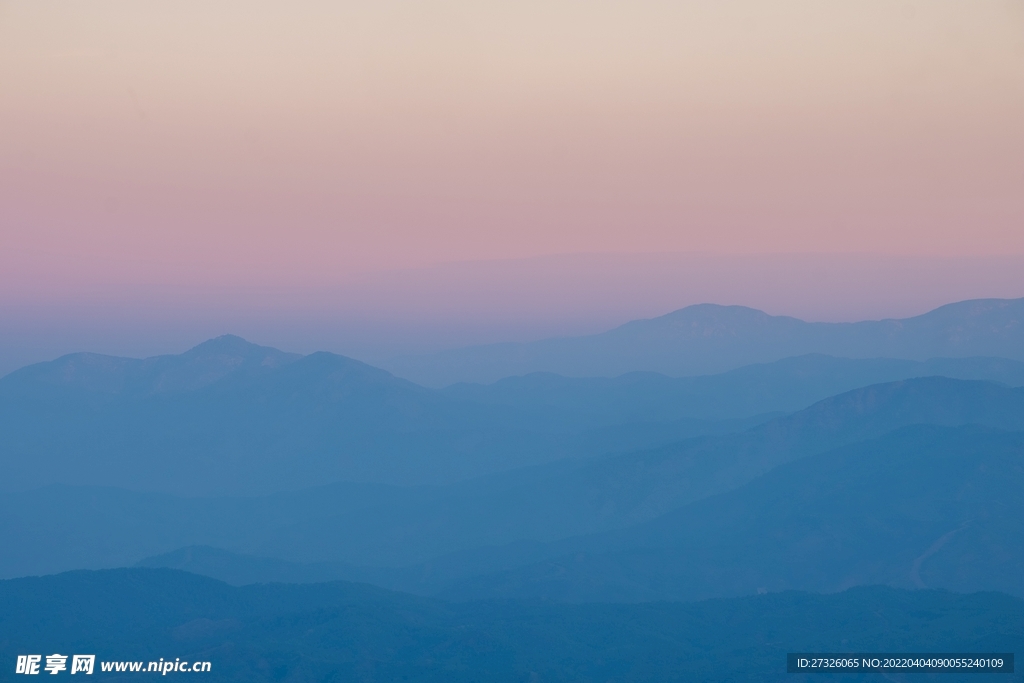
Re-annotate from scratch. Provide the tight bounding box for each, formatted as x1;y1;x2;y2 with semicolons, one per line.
3;297;1023;615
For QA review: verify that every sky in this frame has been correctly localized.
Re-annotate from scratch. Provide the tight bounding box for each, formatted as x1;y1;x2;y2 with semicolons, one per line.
1;0;1023;371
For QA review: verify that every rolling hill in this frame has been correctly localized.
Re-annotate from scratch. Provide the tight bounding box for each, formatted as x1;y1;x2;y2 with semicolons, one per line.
1;568;1020;682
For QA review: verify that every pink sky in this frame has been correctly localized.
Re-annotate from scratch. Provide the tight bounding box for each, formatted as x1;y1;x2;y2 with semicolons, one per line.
1;1;1023;369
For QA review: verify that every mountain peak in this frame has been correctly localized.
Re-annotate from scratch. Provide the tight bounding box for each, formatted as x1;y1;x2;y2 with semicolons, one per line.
183;334;285;358
607;303;806;345
188;333;250;348
645;304;794;327
149;336;301;392
1;336;303;397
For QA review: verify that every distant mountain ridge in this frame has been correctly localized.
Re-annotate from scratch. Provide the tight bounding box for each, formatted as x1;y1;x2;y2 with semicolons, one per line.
4;376;1023;581
132;425;1024;603
4;299;1024;497
439;425;1024;602
0;343;535;494
443;354;1024;422
6;327;1024;494
0;337;774;494
2;334;301;398
384;297;1024;385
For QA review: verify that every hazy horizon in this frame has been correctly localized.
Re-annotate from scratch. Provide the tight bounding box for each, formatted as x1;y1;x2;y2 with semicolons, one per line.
3;252;1023;377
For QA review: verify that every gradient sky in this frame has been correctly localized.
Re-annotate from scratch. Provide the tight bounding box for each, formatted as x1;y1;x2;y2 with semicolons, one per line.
1;0;1023;368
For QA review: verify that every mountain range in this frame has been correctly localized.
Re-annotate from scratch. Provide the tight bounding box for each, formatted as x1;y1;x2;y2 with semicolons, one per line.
3;297;1024;618
3;313;1024;494
384;297;1024;385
